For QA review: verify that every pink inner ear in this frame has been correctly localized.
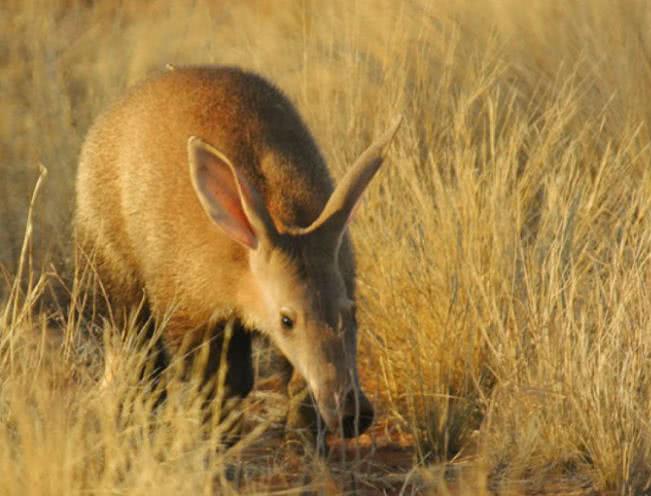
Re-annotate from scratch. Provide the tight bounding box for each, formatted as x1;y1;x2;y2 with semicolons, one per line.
198;157;258;249
346;197;363;228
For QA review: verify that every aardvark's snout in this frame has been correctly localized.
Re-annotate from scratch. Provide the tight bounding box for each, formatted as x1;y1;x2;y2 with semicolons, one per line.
317;387;374;438
340;388;374;438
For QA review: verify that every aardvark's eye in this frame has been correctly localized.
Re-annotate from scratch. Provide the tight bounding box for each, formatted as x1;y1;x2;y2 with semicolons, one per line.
280;310;295;330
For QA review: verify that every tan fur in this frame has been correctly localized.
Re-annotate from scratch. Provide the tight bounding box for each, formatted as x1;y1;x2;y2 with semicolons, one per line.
79;68;332;334
76;65;400;436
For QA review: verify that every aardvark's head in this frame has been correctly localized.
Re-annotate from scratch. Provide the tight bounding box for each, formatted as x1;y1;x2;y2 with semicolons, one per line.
188;118;401;437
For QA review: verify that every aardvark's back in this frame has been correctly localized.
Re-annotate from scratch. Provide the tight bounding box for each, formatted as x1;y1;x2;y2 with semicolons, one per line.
75;66;342;332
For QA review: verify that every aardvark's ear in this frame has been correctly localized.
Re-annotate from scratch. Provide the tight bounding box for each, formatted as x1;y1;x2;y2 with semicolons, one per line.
188;136;276;250
307;116;403;250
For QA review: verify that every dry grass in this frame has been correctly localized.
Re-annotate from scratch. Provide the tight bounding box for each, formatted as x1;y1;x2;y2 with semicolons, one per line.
3;0;651;494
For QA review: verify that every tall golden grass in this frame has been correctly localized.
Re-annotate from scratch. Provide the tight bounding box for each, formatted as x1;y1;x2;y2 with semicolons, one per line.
3;0;651;493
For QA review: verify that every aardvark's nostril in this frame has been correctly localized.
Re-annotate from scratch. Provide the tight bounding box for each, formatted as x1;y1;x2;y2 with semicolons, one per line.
341;406;374;438
339;389;374;438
